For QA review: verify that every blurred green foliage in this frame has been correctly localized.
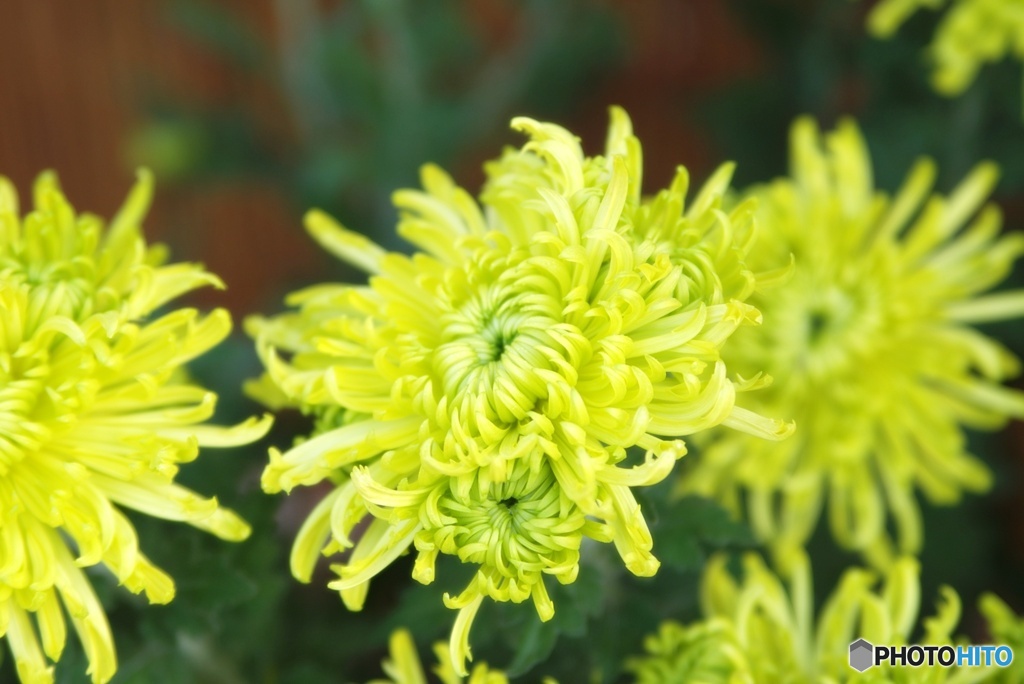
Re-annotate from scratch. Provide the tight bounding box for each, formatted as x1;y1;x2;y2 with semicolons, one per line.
711;0;1024;193
135;0;624;242
8;0;1020;682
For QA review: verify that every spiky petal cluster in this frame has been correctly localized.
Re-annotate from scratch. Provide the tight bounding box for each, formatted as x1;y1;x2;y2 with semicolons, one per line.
869;0;1024;97
683;118;1024;567
248;108;790;674
628;552;1023;683
0;171;271;684
368;629;513;684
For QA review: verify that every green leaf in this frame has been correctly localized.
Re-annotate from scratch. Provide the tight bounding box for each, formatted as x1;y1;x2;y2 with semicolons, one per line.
652;496;755;573
504;563;604;677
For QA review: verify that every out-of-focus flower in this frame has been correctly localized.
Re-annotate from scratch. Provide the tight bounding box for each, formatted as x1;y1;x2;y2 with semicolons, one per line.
626;619;749;683
0;171;272;684
368;628;511;684
367;629;428;684
683;117;1024;566
629;552;1021;683
248;107;791;674
980;593;1024;682
868;0;1024;98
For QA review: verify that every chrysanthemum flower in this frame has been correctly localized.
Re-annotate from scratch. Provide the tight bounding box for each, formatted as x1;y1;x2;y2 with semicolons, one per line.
248;107;791;674
980;592;1024;682
628;551;1023;683
0;170;272;683
626;619;748;683
682;117;1024;566
868;0;1024;99
368;628;513;684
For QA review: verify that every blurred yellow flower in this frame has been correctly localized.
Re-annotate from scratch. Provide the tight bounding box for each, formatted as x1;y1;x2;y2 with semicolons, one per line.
869;0;1024;98
627;619;749;683
0;171;271;683
248;107;791;675
980;592;1024;682
369;628;511;684
683;117;1024;566
629;552;1022;683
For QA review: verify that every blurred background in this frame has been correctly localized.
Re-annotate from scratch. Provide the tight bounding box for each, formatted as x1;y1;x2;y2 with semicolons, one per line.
1;0;1023;681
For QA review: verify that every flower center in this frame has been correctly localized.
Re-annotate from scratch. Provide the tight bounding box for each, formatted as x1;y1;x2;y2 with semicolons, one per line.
429;461;585;583
477;311;520;363
432;282;566;423
2;258;101;322
806;309;829;345
756;275;887;385
487;326;515;362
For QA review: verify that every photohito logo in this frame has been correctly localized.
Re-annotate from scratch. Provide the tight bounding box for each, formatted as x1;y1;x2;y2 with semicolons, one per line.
849;639;873;672
849;639;1014;672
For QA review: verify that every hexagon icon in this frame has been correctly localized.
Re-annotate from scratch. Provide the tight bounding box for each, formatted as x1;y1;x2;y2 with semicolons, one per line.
849;639;874;672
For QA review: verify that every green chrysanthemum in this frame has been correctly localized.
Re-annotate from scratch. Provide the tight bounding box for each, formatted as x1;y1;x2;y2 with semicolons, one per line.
683;117;1024;566
869;0;1024;99
980;592;1024;682
628;552;1023;683
0;171;272;683
626;619;748;683
369;628;514;684
248;108;791;674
